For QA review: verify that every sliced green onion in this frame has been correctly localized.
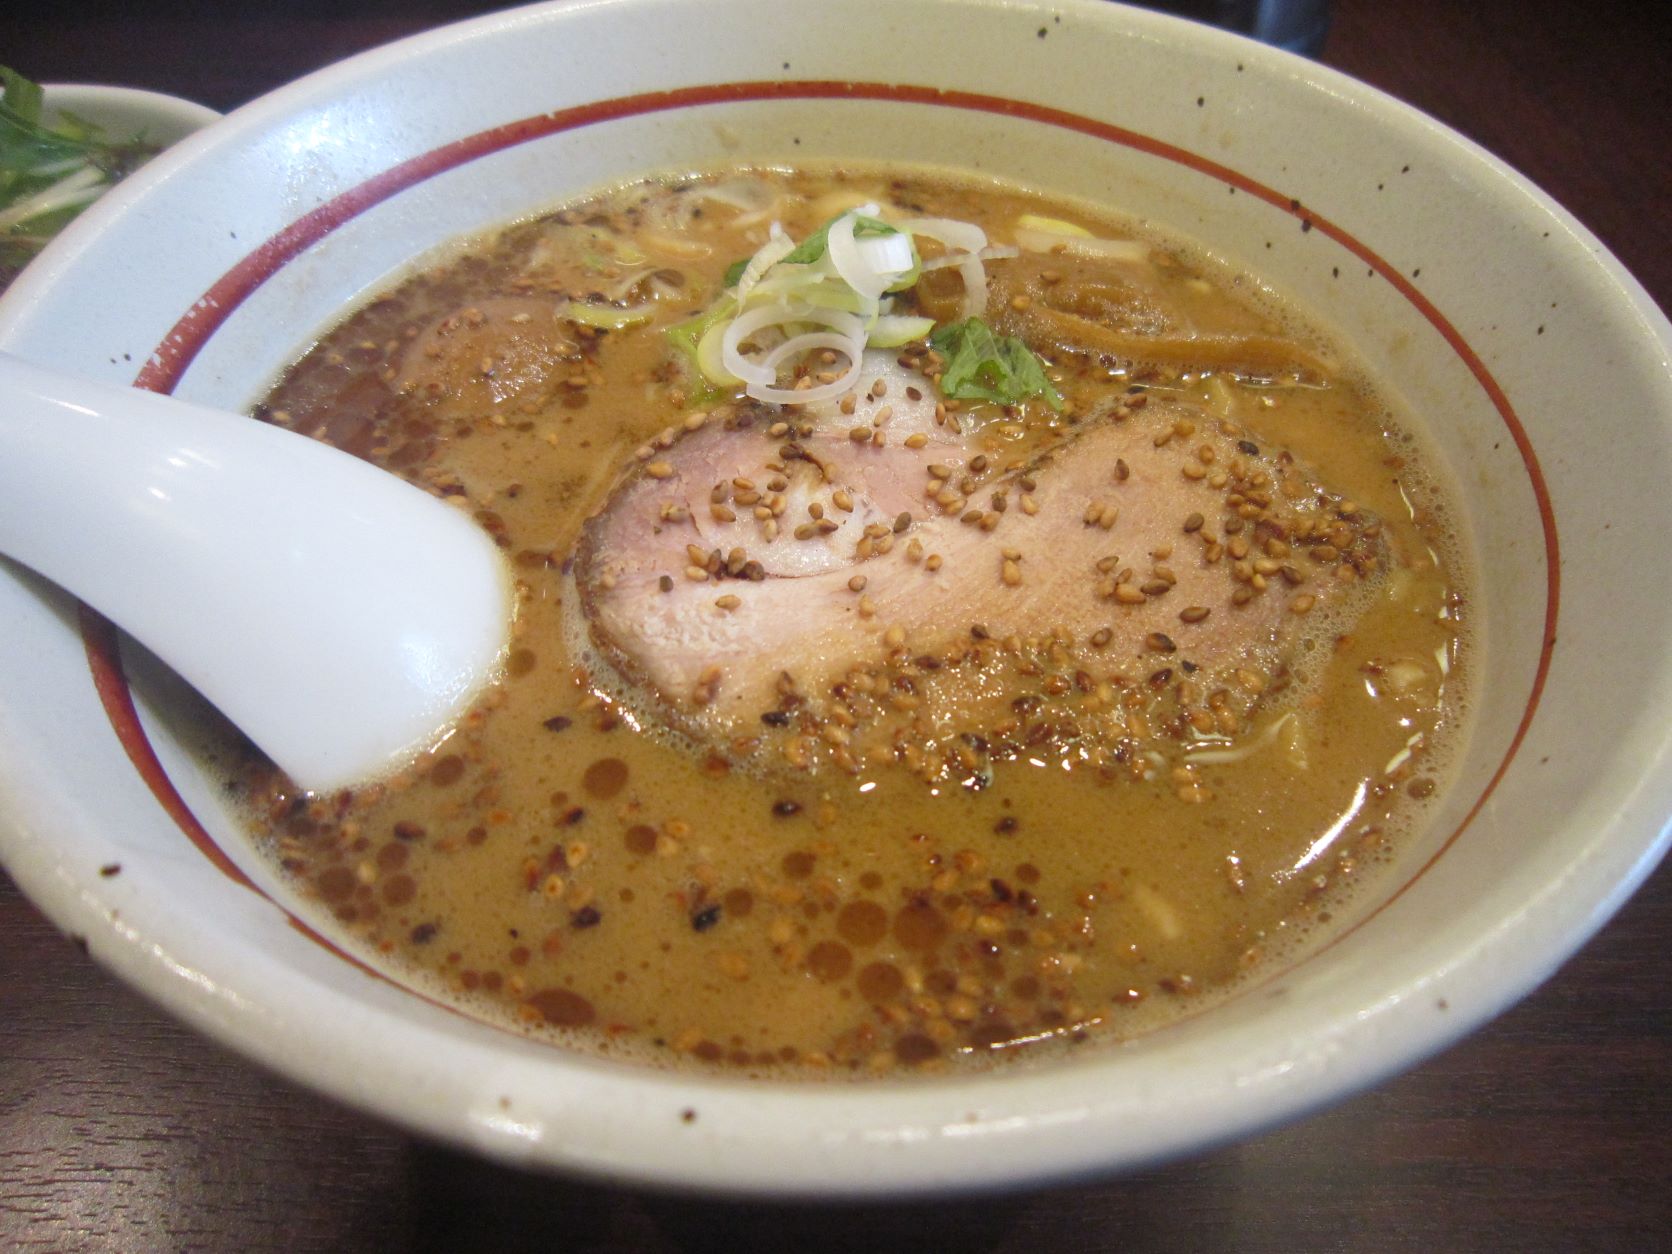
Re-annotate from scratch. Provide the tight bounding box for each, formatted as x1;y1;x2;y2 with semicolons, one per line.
868;314;936;348
563;300;655;330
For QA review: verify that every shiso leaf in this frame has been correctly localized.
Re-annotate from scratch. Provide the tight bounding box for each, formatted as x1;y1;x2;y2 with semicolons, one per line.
929;317;1063;410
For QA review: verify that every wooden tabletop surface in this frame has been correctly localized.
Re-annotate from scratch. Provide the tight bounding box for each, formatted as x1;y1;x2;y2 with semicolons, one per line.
2;1;1667;1249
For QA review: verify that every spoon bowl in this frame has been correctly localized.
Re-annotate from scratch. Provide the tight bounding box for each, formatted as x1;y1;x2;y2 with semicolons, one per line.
0;351;510;791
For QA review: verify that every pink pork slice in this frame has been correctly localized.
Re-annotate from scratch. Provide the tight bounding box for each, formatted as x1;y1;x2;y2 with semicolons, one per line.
571;353;1381;748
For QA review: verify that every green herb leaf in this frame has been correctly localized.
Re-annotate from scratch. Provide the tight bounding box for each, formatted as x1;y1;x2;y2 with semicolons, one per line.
1;67;44;126
1;66;164;292
929;318;1062;410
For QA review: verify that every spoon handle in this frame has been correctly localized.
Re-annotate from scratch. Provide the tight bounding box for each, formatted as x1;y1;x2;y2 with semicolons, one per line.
0;352;509;792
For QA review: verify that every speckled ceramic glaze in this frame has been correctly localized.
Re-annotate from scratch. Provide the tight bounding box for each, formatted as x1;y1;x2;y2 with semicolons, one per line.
1;0;1668;1196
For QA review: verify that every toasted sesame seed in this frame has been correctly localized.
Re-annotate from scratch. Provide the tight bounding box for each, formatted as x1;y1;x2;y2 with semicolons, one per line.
659;574;674;592
1290;593;1317;614
833;489;855;512
646;461;674;479
1146;632;1177;653
1181;463;1207;480
1115;583;1147;605
685;565;708;582
848;575;868;593
1090;627;1113;647
1001;559;1023;587
1183;512;1205;533
715;594;741;610
1180;605;1211;623
925;553;943;572
1020;493;1039;516
711;504;736;522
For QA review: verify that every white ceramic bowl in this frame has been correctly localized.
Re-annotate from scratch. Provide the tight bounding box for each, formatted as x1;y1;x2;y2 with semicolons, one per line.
1;0;1668;1196
38;83;223;146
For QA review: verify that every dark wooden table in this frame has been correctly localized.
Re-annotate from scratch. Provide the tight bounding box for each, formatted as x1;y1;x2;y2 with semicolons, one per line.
2;2;1667;1248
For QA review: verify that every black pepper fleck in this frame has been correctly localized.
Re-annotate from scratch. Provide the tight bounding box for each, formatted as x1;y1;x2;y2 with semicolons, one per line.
691;904;722;932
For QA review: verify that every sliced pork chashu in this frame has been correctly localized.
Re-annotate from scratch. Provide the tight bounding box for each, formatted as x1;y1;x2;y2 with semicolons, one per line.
570;354;1384;779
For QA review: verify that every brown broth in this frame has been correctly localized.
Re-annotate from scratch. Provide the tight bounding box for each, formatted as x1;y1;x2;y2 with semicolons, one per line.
241;167;1468;1077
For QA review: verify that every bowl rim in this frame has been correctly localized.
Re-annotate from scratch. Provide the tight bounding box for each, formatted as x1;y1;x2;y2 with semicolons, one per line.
2;0;1669;1197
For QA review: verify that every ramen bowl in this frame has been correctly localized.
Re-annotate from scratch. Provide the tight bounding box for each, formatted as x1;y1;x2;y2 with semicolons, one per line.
1;0;1668;1196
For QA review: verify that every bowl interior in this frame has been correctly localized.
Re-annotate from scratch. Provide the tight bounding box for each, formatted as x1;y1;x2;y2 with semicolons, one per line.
1;0;1668;1195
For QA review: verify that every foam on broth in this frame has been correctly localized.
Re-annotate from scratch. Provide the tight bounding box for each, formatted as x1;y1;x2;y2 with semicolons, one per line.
234;166;1469;1077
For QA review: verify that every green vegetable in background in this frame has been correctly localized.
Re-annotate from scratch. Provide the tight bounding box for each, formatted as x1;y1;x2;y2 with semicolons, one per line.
930;317;1063;410
1;66;161;291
